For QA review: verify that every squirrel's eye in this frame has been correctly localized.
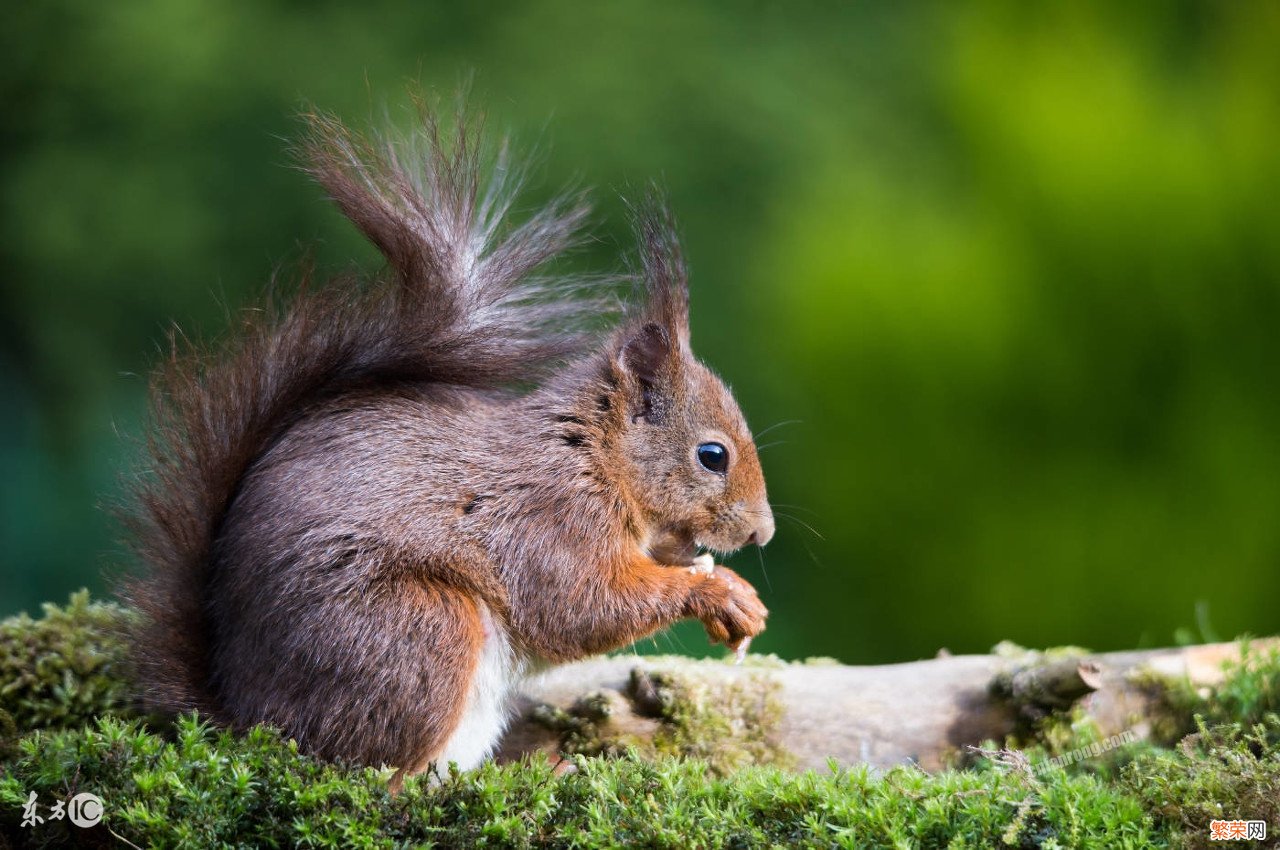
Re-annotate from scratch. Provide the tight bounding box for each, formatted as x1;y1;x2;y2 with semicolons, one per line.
696;442;729;474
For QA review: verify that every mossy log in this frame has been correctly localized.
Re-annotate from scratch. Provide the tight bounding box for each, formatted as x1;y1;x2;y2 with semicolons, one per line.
1;593;1274;776
498;639;1279;772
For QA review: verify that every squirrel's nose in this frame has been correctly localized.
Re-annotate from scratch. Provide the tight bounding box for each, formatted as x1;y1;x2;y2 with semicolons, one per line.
745;509;775;548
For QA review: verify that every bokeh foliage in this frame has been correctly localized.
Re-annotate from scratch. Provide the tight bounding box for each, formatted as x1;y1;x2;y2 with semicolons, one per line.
2;2;1278;662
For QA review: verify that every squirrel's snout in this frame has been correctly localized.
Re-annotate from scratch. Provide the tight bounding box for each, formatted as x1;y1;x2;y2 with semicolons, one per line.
746;510;775;548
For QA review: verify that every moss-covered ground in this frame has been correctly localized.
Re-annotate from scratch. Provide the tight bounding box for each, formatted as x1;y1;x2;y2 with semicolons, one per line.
1;593;1276;848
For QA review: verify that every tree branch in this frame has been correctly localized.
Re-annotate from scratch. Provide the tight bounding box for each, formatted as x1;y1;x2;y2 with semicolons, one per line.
496;639;1278;772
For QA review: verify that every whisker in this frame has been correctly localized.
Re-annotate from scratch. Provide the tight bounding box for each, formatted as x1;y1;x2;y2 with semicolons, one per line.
769;502;820;517
644;629;682;655
775;512;825;541
753;419;802;441
756;440;789;452
755;545;772;593
794;533;823;569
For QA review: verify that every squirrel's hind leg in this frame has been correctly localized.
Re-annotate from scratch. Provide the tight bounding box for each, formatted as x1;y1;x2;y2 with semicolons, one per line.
366;582;523;779
219;575;488;778
427;600;524;772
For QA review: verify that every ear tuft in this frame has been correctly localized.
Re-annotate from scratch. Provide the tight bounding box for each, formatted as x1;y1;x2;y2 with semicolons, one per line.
629;191;690;346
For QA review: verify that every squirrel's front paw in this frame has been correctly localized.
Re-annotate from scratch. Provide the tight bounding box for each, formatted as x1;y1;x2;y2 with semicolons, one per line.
689;566;768;654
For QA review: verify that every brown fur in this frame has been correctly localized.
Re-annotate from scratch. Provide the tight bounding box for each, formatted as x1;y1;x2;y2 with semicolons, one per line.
122;101;773;773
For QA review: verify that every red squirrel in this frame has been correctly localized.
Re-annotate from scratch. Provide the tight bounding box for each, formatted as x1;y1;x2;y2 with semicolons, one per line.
123;104;774;779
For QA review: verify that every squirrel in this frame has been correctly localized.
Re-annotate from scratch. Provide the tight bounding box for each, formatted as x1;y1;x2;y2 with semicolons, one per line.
122;103;774;781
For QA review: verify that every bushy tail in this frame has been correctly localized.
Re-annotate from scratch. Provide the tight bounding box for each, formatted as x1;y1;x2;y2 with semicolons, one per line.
122;103;609;718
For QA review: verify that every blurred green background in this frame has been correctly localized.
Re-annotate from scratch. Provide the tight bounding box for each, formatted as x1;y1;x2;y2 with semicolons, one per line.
3;2;1278;664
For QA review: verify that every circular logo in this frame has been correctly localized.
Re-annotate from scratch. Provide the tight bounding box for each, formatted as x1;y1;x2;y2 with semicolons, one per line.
68;793;103;828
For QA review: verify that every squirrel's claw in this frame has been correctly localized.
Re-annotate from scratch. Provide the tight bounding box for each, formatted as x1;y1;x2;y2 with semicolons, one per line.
690;565;767;655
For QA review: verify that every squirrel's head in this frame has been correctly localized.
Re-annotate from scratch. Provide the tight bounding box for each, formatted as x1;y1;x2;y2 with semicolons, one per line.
604;203;774;566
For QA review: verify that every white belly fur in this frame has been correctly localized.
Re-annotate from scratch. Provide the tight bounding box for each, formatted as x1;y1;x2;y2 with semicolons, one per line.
435;602;524;770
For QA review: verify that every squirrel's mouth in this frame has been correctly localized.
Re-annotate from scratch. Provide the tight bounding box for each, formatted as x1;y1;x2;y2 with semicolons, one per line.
647;528;699;567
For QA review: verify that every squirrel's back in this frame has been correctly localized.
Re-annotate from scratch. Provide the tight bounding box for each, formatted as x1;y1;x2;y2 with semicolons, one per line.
122;105;606;723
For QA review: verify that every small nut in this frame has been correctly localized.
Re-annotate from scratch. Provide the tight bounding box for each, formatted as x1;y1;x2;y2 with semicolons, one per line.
688;553;715;576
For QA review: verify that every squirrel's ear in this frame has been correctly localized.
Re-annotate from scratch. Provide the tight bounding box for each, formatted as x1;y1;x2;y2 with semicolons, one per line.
621;322;671;386
617;322;675;422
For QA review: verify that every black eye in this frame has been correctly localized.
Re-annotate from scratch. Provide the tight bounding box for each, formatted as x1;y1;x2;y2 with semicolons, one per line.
696;442;729;474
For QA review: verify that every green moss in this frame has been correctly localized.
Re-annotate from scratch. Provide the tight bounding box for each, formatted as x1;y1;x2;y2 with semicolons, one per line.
991;639;1280;745
972;641;1280;848
1119;640;1280;750
0;591;133;738
991;641;1094;664
1121;717;1280;850
530;691;633;759
1123;666;1198;748
3;595;1278;847
1023;707;1104;759
1188;641;1280;742
0;714;1166;849
531;664;793;774
634;667;794;774
989;644;1093;722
